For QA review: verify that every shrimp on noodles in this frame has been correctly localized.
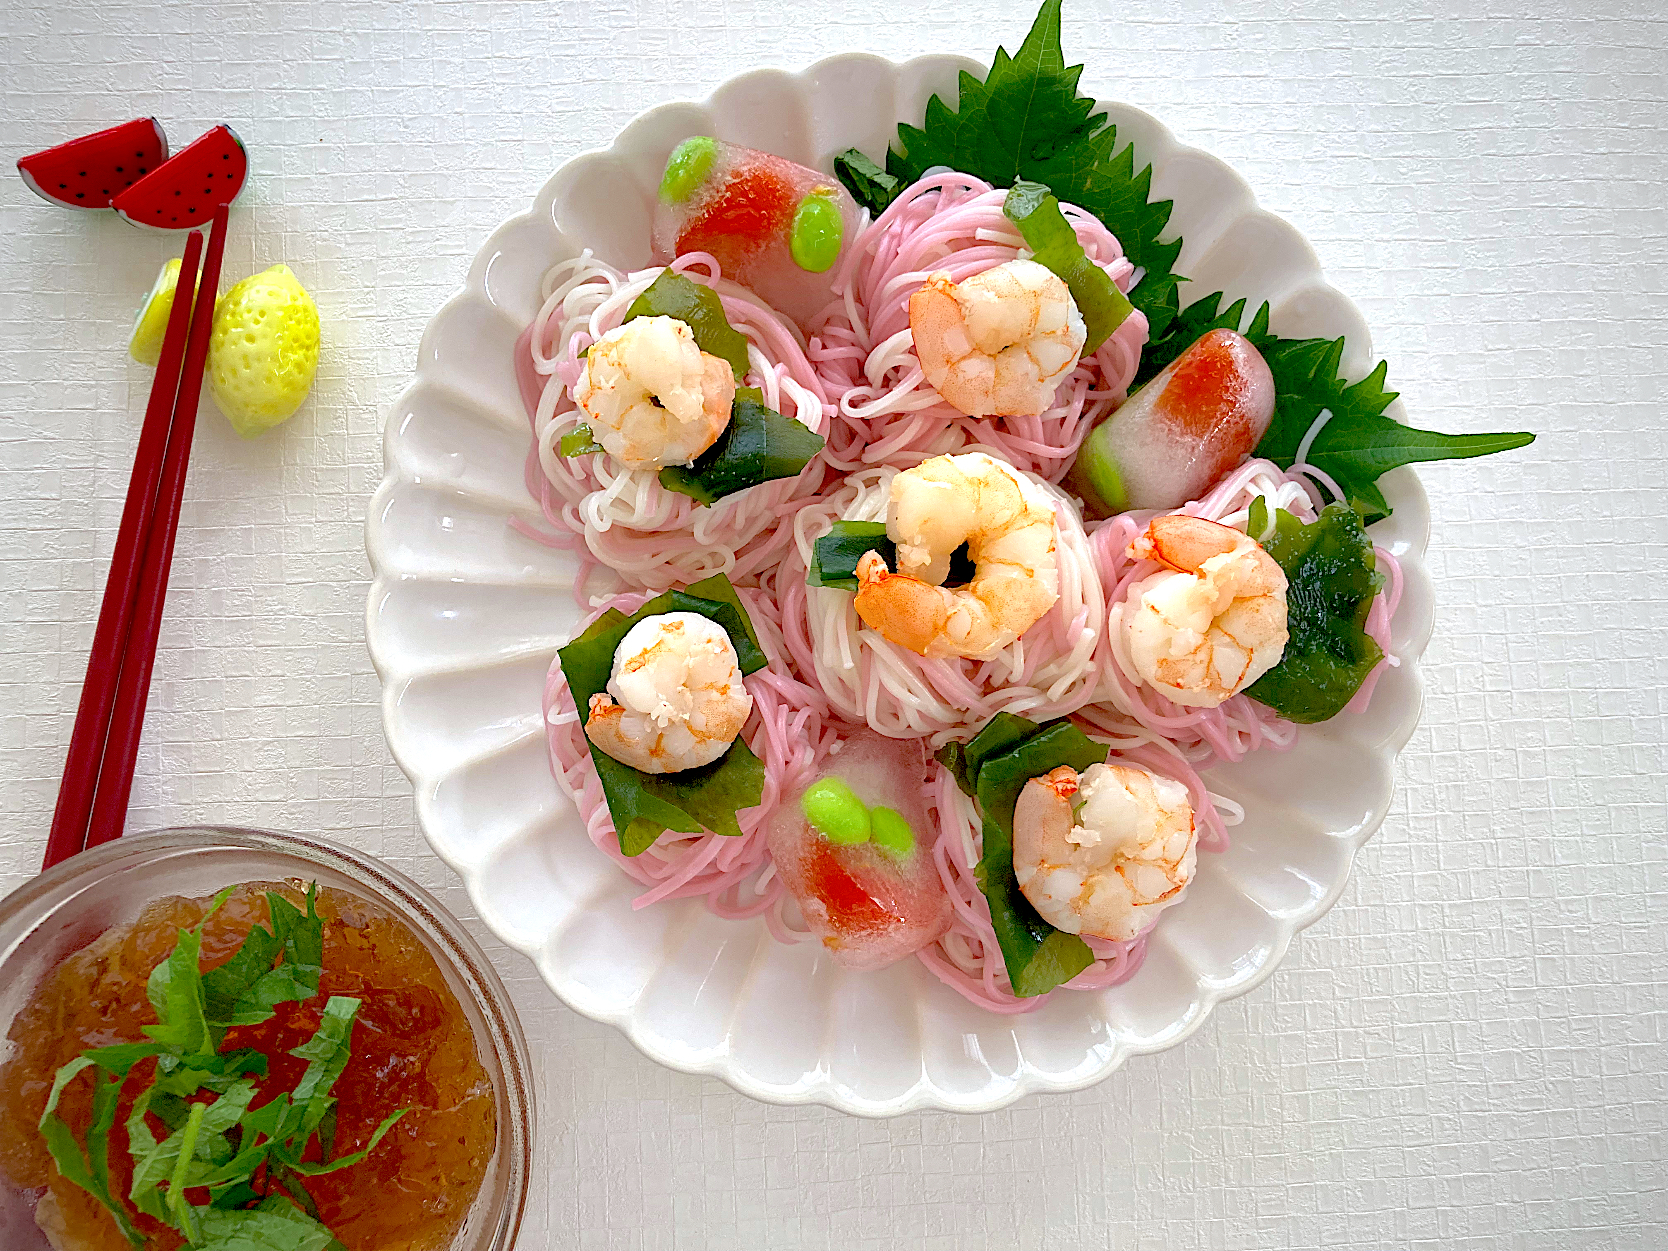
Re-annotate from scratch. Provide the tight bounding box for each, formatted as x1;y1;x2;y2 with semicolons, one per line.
853;451;1060;659
907;260;1086;417
1012;762;1196;942
584;612;753;773
574;315;736;469
1122;514;1289;708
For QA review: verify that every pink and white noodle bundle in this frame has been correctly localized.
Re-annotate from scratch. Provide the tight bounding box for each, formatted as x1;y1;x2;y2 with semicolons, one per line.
514;251;834;605
810;172;1149;483
1086;457;1405;765
917;736;1242;1013
778;461;1106;741
544;584;838;914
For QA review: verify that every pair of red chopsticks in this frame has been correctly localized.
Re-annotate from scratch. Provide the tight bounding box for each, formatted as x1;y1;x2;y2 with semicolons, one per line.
41;208;231;871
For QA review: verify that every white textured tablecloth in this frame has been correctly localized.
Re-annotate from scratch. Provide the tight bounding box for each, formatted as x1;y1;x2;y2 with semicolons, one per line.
2;2;1664;1247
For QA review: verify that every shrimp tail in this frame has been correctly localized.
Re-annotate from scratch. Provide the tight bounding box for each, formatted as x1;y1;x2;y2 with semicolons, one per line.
1129;513;1245;572
853;551;952;656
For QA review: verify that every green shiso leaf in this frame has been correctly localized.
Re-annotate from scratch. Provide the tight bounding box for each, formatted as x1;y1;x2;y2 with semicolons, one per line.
43;882;407;1245
192;1196;343;1251
557;575;768;856
202;886;323;1029
624;269;751;381
1244;499;1387;723
85;1068;131;1235
283;996;362;1149
168;1100;209;1238
558;424;604;458
38;1057;144;1247
1138;294;1535;524
141;885;237;1058
967;716;1104;997
82;1040;167;1077
128;1079;258;1217
658;395;825;506
199;924;281;1025
1003;180;1132;352
832;148;900;215
283;1108;408;1177
881;0;1183;337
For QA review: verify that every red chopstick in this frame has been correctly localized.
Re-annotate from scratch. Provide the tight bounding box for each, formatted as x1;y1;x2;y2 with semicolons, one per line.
41;208;229;869
85;207;230;849
41;229;205;870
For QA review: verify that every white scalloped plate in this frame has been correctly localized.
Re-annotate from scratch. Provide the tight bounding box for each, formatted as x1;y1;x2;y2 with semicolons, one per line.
366;55;1434;1116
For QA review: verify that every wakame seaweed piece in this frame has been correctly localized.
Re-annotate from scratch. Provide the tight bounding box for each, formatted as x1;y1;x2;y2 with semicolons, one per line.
558;424;604;458
557;575;769;856
1136;295;1535;524
680;571;766;657
807;523;977;592
140;885;237;1058
1003;180;1132;352
1244;498;1386;723
807;520;892;591
658;396;825;506
623;269;751;381
935;710;1051;798
972;718;1106;997
834;148;902;215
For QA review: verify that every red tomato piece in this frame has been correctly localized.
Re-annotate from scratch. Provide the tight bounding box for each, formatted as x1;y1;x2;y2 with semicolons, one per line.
1152;327;1270;484
804;840;896;939
676;167;797;272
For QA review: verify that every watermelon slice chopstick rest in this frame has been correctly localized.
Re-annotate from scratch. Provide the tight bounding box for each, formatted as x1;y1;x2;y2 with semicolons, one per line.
112;124;247;231
16;118;168;209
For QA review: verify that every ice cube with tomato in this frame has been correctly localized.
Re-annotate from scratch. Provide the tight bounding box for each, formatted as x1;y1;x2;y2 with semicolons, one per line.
650;136;860;330
764;729;953;971
1071;328;1276;516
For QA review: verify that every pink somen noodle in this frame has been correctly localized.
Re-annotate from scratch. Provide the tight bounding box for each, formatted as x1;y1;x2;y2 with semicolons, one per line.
1083;456;1405;767
513;251;836;606
808;172;1150;484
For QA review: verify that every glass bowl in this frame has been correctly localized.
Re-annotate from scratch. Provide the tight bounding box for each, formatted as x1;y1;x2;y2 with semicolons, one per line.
0;826;532;1251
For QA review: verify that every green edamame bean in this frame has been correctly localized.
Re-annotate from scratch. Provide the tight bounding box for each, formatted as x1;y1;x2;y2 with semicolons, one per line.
800;776;871;845
790;192;844;273
660;136;717;204
868;806;916;857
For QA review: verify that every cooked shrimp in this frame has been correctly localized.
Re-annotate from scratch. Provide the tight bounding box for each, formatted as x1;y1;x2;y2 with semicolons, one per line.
574;315;736;470
908;259;1086;417
1012;762;1196;942
584;611;753;774
853;451;1060;659
1122;513;1289;708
